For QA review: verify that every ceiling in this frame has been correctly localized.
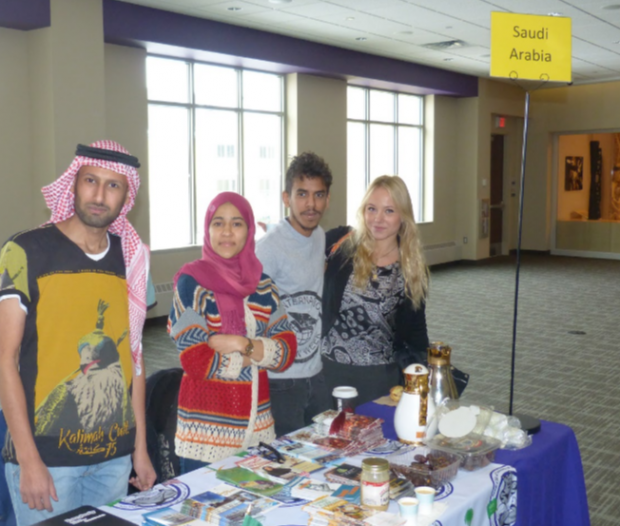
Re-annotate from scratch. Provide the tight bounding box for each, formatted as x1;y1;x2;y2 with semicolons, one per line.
116;0;620;86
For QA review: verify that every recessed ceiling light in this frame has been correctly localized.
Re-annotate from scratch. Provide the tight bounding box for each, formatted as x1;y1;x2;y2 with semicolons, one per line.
424;39;465;50
269;0;292;4
602;4;620;10
547;12;563;16
346;17;355;21
227;6;242;11
356;37;367;41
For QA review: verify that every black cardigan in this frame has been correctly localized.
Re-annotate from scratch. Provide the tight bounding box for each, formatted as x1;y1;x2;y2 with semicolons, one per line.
321;226;429;369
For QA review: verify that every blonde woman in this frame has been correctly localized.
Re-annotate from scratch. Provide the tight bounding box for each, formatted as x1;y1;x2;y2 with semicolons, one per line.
321;175;429;406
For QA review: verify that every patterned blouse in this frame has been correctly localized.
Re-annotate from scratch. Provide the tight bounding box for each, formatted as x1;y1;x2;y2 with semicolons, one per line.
321;262;405;366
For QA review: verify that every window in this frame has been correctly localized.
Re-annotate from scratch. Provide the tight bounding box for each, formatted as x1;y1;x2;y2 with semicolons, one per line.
147;57;284;250
346;87;424;225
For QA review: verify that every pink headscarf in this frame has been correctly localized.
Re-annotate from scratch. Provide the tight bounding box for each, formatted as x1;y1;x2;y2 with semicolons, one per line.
41;140;149;376
174;192;263;336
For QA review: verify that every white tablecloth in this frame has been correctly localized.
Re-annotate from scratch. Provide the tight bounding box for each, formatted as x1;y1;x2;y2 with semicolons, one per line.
102;453;516;526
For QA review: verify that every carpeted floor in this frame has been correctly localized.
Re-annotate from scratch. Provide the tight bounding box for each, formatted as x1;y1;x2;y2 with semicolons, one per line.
143;253;620;525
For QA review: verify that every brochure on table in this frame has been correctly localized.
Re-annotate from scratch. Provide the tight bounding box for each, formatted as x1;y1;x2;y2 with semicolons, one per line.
100;450;516;526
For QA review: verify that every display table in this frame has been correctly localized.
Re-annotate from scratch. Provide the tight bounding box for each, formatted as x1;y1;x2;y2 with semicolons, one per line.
102;447;516;526
356;401;590;526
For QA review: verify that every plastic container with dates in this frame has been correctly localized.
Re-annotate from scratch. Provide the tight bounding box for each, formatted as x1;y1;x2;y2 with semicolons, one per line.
427;433;502;471
386;446;460;489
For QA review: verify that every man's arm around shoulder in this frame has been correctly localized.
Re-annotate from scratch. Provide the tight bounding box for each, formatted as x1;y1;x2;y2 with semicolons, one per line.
0;299;58;511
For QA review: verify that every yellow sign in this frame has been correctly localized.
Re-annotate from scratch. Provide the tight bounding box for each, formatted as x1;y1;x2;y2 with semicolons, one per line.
491;12;571;82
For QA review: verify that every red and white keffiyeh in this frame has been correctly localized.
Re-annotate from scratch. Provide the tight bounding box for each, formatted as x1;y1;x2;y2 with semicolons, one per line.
41;140;149;376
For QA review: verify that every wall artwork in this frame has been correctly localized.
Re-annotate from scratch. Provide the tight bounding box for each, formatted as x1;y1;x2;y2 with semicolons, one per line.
565;156;584;191
588;141;602;220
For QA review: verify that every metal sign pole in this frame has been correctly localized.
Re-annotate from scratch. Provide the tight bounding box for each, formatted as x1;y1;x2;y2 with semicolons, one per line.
509;90;529;417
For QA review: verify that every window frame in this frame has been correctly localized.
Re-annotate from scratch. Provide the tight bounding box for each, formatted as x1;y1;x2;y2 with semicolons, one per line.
147;54;286;250
346;86;425;223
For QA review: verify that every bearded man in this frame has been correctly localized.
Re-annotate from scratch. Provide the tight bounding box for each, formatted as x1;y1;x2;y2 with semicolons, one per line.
0;141;156;526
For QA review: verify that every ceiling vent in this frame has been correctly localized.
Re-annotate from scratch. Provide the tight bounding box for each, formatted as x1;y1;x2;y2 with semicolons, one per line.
423;40;466;51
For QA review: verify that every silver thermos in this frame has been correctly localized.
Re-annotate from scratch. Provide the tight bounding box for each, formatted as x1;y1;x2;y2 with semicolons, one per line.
428;341;459;408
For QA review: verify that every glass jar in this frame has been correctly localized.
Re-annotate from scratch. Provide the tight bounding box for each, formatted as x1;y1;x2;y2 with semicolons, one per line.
361;457;390;511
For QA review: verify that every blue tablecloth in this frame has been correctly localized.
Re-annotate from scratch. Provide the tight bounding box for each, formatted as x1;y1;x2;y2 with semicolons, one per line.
356;401;590;526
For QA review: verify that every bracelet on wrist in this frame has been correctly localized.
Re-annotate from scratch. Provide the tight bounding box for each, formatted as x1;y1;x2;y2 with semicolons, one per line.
243;337;255;357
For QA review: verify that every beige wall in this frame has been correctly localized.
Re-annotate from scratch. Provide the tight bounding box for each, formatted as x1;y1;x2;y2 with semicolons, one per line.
454;96;480;260
103;42;205;308
528;81;620;250
474;79;525;259
28;27;55;225
445;79;527;260
0;28;33;241
1;2;563;321
103;45;202;313
104;43;150;244
287;73;348;230
418;96;459;250
28;0;106;228
48;0;106;175
0;34;530;256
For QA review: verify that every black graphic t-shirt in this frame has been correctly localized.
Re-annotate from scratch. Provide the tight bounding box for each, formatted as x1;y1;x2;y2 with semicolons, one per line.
0;225;136;466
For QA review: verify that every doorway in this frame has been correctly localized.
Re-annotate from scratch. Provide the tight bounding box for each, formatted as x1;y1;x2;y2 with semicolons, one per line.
490;134;504;256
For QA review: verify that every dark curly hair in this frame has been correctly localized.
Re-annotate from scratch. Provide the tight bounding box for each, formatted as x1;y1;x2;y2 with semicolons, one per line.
285;152;333;194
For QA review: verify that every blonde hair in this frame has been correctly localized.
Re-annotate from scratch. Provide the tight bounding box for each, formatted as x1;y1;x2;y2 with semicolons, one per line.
343;175;429;308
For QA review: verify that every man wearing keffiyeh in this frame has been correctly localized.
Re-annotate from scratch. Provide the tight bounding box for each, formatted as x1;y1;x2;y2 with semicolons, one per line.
0;141;156;526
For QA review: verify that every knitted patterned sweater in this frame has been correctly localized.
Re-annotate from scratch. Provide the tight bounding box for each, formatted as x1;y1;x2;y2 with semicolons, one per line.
169;273;297;463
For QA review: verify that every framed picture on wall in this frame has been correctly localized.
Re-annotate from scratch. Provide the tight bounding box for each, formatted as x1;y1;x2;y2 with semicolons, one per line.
565;156;584;191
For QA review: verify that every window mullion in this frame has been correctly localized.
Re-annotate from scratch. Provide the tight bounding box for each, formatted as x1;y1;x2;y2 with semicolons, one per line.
365;89;370;187
279;78;286;218
147;54;286;248
394;95;399;176
419;125;424;221
238;70;245;195
189;62;197;246
394;124;398;178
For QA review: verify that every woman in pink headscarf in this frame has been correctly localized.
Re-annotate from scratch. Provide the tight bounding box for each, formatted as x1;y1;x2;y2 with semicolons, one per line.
168;192;296;472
